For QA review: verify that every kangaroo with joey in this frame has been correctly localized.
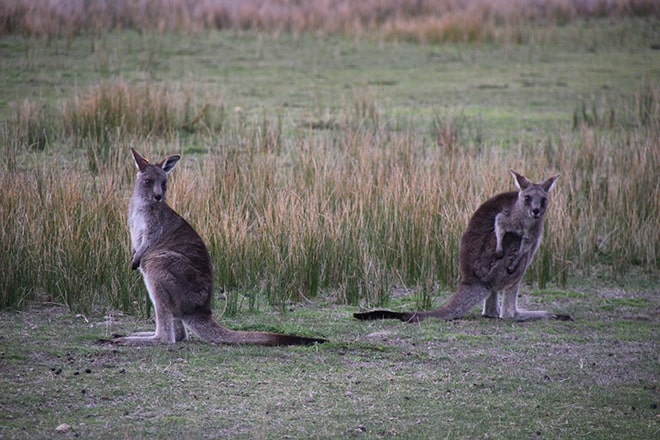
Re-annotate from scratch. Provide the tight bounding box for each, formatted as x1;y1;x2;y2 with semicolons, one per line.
354;170;571;323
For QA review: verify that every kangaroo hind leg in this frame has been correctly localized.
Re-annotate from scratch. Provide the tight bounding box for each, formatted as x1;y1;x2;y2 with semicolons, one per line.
501;282;558;321
114;278;184;344
481;291;500;318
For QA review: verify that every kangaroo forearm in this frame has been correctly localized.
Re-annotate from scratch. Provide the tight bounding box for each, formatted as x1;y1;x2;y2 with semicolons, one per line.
131;246;146;269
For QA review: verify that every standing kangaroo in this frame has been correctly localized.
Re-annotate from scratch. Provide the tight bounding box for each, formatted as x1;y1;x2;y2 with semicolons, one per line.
354;170;570;322
116;149;326;346
494;170;554;274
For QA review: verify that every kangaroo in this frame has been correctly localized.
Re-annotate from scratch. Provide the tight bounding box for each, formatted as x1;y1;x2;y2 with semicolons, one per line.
494;170;556;274
354;170;570;323
115;149;326;346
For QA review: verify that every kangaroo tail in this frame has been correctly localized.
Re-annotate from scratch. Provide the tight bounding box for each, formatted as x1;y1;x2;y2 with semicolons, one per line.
353;310;417;322
353;282;491;323
184;314;326;346
417;282;490;320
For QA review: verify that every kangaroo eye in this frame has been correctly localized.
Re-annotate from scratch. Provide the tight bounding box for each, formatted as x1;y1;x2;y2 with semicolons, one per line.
144;178;152;186
161;182;167;191
524;196;531;203
541;198;546;208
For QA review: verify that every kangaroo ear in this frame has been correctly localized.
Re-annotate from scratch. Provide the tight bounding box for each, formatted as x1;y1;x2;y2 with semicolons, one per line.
159;155;181;174
540;174;560;192
131;148;150;172
510;169;531;190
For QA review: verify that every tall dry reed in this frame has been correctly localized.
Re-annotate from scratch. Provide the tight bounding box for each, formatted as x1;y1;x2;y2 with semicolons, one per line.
0;166;139;311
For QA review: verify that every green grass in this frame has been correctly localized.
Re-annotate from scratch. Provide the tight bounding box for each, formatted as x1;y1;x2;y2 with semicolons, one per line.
0;284;657;439
2;21;658;138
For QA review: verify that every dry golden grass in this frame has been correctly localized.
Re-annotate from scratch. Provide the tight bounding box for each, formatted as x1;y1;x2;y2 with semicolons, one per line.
1;0;658;42
1;79;658;312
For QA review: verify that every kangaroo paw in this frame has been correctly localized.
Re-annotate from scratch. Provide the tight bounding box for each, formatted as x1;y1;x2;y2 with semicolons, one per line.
506;262;520;274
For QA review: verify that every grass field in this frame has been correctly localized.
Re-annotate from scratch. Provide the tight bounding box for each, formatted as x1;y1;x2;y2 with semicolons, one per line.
0;4;658;438
0;285;657;438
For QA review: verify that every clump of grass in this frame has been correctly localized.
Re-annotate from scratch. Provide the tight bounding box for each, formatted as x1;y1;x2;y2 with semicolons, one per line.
0;172;34;308
62;80;176;141
62;80;178;171
634;83;659;128
6;80;224;172
0;159;141;312
431;110;485;153
573;84;659;130
6;100;56;151
383;12;495;44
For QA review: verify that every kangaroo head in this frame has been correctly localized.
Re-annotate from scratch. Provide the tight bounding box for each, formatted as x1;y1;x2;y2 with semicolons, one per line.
510;169;560;219
131;148;181;203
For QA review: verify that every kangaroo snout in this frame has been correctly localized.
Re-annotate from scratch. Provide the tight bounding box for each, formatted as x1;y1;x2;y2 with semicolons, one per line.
152;185;164;202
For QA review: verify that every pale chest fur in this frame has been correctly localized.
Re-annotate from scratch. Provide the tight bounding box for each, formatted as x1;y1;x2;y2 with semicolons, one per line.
128;196;154;253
